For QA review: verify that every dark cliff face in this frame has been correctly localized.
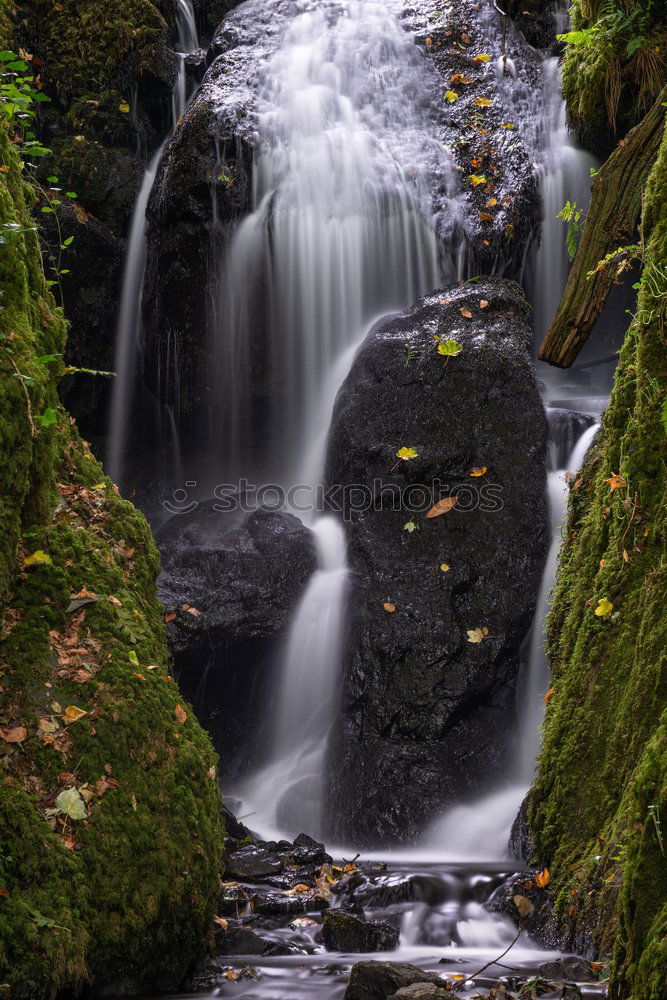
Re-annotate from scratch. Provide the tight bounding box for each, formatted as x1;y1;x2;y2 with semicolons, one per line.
323;278;549;846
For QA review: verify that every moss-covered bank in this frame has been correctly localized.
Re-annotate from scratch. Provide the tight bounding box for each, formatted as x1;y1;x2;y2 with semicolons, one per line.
525;117;667;998
561;0;666;152
0;114;224;997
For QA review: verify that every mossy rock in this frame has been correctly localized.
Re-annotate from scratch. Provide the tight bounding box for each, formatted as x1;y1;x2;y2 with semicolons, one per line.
0;111;224;996
526;119;667;1000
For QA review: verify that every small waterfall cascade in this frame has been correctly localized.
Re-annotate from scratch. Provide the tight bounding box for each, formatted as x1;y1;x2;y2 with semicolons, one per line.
236;517;349;839
107;1;200;484
424;419;600;861
210;0;461;482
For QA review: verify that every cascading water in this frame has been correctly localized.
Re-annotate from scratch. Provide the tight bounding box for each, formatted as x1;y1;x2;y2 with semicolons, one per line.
107;1;200;483
209;0;461;482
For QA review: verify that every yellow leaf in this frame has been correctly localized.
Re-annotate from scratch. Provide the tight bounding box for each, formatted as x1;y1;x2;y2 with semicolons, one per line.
445;90;459;103
467;627;487;644
396;447;418;461
473;53;492;63
63;705;87;724
470;466;487;477
606;472;627;490
474;97;493;107
92;483;106;490
500;122;517;129
118;100;130;113
468;174;487;187
174;704;187;725
426;496;458;518
383;602;396;613
440;563;450;573
594;598;613;617
425;36;433;46
622;548;630;563
535;867;550;888
23;549;52;568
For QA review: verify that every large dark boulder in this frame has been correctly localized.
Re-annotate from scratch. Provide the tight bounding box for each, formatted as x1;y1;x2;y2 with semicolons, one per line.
323;278;549;845
345;962;447;1000
157;506;316;766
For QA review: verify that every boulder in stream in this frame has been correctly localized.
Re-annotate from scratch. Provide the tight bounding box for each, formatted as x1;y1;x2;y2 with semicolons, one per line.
322;910;399;953
345;962;448;1000
324;277;549;845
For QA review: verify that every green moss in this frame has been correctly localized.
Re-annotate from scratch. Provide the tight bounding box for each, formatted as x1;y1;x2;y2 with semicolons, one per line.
526;121;667;1000
0;115;224;996
561;0;667;145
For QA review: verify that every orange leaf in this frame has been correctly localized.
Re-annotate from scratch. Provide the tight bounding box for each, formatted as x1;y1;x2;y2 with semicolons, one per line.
460;307;473;319
0;726;27;743
607;472;627;490
63;706;87;724
544;686;556;705
479;299;489;309
426;497;458;519
479;211;493;222
535;867;550;888
383;602;396;613
164;611;176;623
174;704;187;725
470;466;487;477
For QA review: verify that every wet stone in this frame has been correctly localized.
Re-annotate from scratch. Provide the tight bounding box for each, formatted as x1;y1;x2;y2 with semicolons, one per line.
323;910;399;953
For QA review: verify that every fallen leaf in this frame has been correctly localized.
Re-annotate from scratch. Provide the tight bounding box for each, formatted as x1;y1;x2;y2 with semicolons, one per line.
404;521;419;533
286;884;311;895
479;211;493;222
468;174;487;187
383;602;396;613
607;472;627;490
473;53;492;62
440;563;450;573
479;299;489;309
55;786;87;820
164;611;176;623
63;705;87;724
467;626;490;644
622;548;630;563
185;606;202;618
128;650;139;666
174;704;187;725
118;100;130;113
0;726;27;743
594;598;613;617
396;446;419;461
474;97;492;107
445;90;459;103
500;122;517;129
470;466;487;477
437;339;463;356
535;867;550;888
544;687;556;705
513;894;534;918
23;550;52;568
425;36;433;46
460;307;473;319
426;497;458;518
208;766;216;780
214;916;228;930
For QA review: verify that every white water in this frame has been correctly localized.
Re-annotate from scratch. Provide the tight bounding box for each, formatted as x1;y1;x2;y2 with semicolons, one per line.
107;1;199;483
236;517;348;838
210;0;460;481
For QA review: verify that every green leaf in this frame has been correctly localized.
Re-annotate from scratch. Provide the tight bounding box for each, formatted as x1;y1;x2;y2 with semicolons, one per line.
128;650;139;666
36;353;61;364
403;521;419;533
661;396;667;437
65;192;77;200
55;786;87;821
35;407;58;428
46;175;58;183
437;339;464;357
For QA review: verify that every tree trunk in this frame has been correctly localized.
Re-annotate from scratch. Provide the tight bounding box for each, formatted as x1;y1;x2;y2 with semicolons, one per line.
538;86;667;368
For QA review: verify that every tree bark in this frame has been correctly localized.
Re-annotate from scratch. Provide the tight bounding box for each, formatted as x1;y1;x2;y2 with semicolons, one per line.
538;86;667;368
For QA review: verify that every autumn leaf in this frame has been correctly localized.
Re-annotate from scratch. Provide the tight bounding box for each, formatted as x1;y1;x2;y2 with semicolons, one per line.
467;626;490;643
426;496;458;518
0;726;27;743
440;563;450;573
595;598;613;617
460;307;473;319
383;602;396;613
470;466;487;477
425;36;433;45
403;521;419;533
164;611;176;623
445;90;459;103
63;705;87;724
174;704;187;725
606;472;627;490
479;211;493;223
469;174;487;187
23;550;52;568
544;686;556;705
214;916;228;930
535;867;550;888
474;97;492;107
55;786;87;821
514;894;534;918
396;447;418;461
500;122;517;130
118;100;130;113
622;548;630;563
473;53;492;63
437;339;463;356
479;299;489;309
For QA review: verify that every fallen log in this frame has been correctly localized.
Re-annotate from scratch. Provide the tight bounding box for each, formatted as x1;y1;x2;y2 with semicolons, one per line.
538;86;667;368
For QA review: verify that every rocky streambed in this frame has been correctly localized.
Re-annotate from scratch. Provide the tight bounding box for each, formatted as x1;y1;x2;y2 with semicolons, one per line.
138;812;607;1000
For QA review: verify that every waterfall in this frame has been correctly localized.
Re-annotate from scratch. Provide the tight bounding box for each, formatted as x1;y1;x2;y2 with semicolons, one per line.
107;1;200;484
236;518;349;839
209;0;459;483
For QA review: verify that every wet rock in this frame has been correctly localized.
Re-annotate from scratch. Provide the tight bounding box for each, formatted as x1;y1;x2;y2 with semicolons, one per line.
546;409;597;471
216;925;267;955
390;985;453;1000
538;957;591;982
345;961;447;1000
322;910;399;953
225;844;284;881
324;279;549;845
158;507;316;763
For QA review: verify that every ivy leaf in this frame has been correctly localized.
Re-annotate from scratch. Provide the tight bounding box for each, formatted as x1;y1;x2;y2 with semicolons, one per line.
55;786;87;820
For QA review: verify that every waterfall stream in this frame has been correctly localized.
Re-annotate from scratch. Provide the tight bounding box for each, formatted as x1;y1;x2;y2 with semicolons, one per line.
107;1;200;483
